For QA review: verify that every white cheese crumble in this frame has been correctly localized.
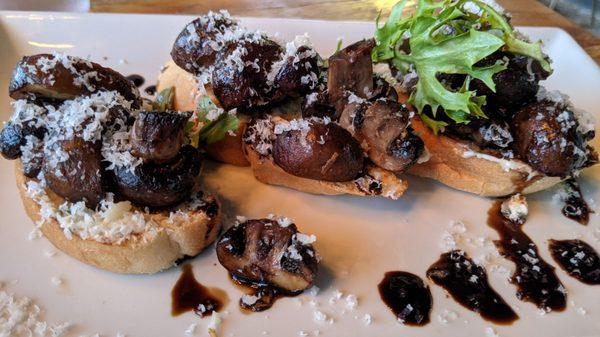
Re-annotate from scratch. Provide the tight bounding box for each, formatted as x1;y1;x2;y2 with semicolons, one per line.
26;180;156;244
0;288;72;337
501;194;528;223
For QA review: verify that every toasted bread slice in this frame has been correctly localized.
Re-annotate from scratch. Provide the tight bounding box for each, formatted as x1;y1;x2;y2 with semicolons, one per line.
15;162;221;274
244;142;408;200
408;115;562;197
157;60;250;167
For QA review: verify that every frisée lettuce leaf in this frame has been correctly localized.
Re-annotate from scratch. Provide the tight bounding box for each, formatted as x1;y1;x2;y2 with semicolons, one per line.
372;0;552;132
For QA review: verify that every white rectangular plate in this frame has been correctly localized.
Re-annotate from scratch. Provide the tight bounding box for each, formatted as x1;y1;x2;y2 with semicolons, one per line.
0;11;599;337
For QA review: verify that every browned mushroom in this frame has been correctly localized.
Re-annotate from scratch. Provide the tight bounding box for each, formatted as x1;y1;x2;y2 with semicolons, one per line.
271;46;321;99
301;90;337;119
511;100;590;177
359;100;424;172
9;54;141;105
43;138;106;207
327;39;375;113
216;218;318;292
112;145;201;208
211;40;283;110
170;13;238;73
272;121;364;181
339;99;424;173
130;110;191;164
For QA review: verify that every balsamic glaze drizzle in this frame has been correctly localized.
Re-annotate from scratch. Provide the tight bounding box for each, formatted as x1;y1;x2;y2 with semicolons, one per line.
549;239;600;285
171;264;227;317
488;201;567;312
561;179;593;225
378;271;432;326
427;250;518;324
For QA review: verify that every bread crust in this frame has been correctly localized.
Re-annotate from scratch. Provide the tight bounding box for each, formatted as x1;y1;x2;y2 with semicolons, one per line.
15;163;221;274
157;60;250;166
409;116;562;196
244;143;408;199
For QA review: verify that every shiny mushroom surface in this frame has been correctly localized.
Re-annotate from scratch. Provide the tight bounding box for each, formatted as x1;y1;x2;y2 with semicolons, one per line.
43;138;106;207
327;39;375;113
9;54;140;105
511;100;593;177
216;218;318;292
272;121;364;182
113;145;202;208
130;110;191;164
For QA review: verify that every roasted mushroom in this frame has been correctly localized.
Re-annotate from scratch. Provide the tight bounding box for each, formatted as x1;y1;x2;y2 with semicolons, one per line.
211;40;283;110
272;121;364;181
9;54;141;105
512;100;590;177
43;138;105;207
171;14;238;73
216;218;318;292
113;145;201;208
271;46;321;99
327;39;375;112
340;99;423;172
471;53;550;114
130;110;191;164
301;90;337;119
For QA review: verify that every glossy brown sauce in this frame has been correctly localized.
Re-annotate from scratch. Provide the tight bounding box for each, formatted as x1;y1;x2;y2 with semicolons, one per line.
378;271;432;326
171;264;227;317
229;274;301;312
549;239;600;285
427;250;518;324
126;74;145;88
488;201;567;311
145;85;157;96
561;179;592;225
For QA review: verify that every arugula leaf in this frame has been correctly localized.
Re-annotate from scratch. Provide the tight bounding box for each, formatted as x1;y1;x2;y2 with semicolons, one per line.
152;87;175;111
188;97;240;146
372;0;552;132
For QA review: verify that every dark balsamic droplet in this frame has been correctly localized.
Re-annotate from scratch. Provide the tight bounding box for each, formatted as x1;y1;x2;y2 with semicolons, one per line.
549;239;600;285
378;271;432;326
427;250;518;324
145;85;157;96
126;74;145;88
171;264;227;317
560;179;593;225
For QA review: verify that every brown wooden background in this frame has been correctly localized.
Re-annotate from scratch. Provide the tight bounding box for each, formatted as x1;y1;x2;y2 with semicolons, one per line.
90;0;600;63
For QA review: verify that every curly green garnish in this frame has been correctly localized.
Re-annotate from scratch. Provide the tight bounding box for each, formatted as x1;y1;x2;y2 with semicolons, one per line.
187;97;240;147
372;0;552;132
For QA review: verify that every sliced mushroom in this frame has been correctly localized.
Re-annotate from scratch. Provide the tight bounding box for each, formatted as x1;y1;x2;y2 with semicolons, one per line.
211;40;283;110
43;138;105;207
170;14;238;73
216;218;318;292
130;110;191;164
340;99;424;173
511;100;589;177
272;121;364;182
327;39;375;113
9;54;141;105
113;145;201;208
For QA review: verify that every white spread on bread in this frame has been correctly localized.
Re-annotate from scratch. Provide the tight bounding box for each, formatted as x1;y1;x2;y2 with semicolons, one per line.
462;149;538;180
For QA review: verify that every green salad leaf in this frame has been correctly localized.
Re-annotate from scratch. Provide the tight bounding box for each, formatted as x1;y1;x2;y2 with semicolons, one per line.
372;0;552;132
187;97;240;147
152;87;175;111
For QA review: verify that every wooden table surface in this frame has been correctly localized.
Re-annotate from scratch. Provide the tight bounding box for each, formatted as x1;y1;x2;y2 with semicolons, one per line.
91;0;600;64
